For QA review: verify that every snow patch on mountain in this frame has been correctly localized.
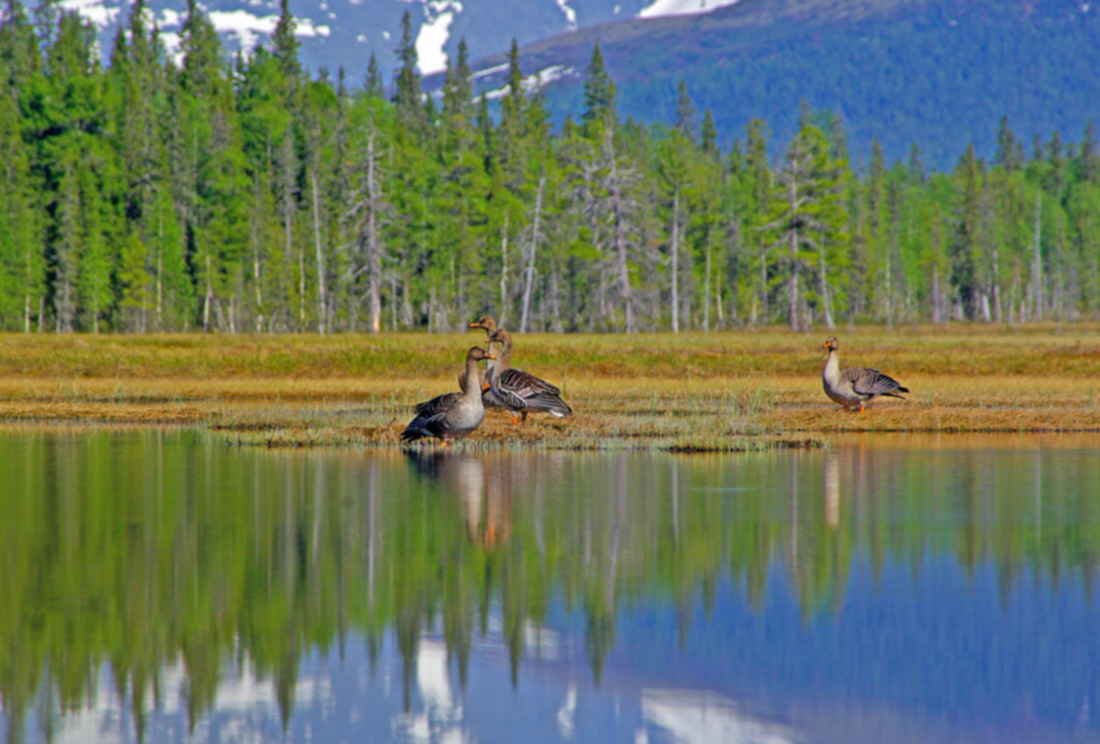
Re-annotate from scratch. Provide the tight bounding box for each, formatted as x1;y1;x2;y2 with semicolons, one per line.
471;62;509;80
416;0;463;75
485;64;575;99
59;0;120;27
60;0;328;58
205;9;330;50
638;0;739;19
555;0;577;29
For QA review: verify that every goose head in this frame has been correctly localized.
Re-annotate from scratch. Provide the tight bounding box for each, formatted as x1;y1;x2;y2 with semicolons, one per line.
822;336;839;352
468;316;497;335
466;346;496;362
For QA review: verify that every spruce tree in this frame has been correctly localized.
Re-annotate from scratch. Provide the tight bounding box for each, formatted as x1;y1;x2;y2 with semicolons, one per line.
0;0;40;91
364;52;383;98
392;10;421;122
581;43;615;135
1081;120;1098;184
272;0;301;81
760;122;849;330
950;143;982;318
674;79;694;137
700;110;717;156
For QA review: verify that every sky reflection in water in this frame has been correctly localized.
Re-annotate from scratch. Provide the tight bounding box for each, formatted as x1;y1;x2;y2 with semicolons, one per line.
1;430;1099;743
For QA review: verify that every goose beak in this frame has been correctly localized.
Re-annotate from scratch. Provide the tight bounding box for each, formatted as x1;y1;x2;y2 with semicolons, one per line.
484;352;497;360
468;321;482;329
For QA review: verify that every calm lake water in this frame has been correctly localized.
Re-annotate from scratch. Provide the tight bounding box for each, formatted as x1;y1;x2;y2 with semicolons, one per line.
2;429;1100;744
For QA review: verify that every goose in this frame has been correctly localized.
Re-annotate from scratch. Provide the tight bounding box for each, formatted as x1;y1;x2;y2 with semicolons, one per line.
467;315;499;393
402;346;496;444
486;329;572;422
822;336;909;413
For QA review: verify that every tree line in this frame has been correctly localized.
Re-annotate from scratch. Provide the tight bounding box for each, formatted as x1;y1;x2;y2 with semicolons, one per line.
0;0;1098;334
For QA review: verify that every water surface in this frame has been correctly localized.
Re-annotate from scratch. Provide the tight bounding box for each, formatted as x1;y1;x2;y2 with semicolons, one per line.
1;429;1099;743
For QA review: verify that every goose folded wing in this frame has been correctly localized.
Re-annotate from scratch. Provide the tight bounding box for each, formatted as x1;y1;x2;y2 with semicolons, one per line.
497;368;561;397
414;392;460;417
848;367;904;395
491;374;531;410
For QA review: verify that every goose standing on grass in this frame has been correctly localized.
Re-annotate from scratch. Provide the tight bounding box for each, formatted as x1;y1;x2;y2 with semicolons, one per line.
402;346;496;444
486;329;573;422
822;336;909;413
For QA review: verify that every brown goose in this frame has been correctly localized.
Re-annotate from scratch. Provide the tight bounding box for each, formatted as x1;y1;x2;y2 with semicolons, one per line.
486;329;572;422
822;336;909;413
467;316;499;392
402;346;495;444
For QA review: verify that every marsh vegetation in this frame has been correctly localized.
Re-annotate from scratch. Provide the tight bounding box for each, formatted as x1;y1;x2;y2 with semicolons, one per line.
0;326;1096;450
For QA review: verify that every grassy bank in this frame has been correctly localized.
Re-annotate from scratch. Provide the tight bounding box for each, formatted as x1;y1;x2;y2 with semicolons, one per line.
0;325;1097;450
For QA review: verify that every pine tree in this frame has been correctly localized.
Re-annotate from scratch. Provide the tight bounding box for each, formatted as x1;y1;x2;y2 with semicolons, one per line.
950;143;983;319
700;110;717;156
907;143;926;183
674;79;694;137
1082;119;1099;184
392;10;421;123
760;122;849;330
498;39;527;191
179;0;221;97
995;114;1021;171
271;0;300;81
581;43;615;135
0;0;40;92
0;88;41;330
364;52;383;98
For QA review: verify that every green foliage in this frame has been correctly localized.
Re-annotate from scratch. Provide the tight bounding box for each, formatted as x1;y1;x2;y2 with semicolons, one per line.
0;7;1094;333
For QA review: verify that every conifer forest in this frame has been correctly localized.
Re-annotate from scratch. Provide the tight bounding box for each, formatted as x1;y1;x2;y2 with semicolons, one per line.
1;0;1099;335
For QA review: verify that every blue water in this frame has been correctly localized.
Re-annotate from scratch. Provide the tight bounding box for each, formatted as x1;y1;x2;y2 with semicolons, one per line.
1;430;1098;743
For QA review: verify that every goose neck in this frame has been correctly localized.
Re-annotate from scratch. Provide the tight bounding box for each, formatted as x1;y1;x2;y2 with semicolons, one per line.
462;358;483;401
823;349;840;381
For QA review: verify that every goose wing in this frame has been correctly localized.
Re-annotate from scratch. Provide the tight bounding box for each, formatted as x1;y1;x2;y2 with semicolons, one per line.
493;368;572;416
502;367;560;395
846;367;908;396
414;392;461;418
404;392;463;441
497;368;560;398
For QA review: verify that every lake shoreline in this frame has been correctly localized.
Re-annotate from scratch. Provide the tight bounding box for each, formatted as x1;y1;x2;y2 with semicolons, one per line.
0;327;1096;451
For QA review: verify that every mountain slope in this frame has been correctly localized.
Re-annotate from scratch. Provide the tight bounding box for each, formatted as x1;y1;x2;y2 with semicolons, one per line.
459;0;1099;167
60;0;740;77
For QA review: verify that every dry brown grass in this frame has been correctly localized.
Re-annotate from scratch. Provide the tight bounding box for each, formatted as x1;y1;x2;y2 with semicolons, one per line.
0;323;1098;378
0;326;1096;448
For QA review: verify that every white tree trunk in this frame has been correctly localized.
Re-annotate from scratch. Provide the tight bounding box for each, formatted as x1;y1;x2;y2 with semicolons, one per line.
520;177;545;333
1031;191;1043;321
671;189;680;333
311;169;327;334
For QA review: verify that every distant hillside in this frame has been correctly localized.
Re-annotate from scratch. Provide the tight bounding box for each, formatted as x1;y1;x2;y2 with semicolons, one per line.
453;0;1099;167
61;0;739;79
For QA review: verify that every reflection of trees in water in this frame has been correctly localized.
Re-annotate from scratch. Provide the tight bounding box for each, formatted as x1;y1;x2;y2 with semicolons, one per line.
1;432;1100;740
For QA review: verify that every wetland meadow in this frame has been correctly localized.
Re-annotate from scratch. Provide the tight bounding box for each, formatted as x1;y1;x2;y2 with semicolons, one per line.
2;325;1100;743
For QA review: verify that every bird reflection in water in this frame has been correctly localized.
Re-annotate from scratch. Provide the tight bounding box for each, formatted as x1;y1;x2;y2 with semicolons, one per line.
825;451;840;529
404;450;513;549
